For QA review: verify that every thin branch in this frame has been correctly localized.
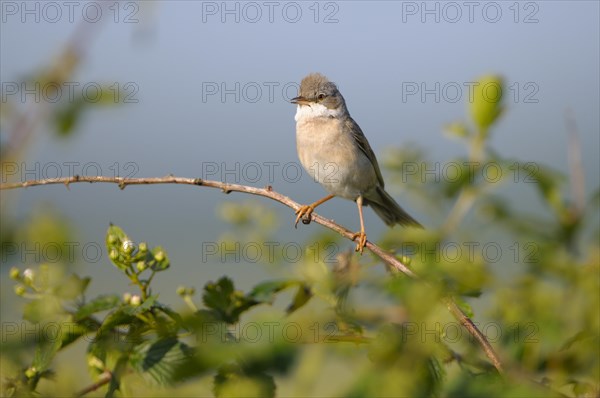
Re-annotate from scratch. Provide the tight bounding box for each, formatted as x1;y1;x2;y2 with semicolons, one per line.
0;175;503;373
442;298;503;373
74;370;112;397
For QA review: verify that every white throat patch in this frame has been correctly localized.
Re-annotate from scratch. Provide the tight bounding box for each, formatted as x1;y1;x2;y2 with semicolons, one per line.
295;103;343;122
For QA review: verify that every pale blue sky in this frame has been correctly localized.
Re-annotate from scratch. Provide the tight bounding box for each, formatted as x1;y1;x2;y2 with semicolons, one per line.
1;1;599;308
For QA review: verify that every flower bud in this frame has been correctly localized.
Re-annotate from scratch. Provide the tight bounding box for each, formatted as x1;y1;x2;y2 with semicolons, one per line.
130;295;141;306
399;255;412;266
123;240;135;254
123;292;132;303
24;367;37;379
23;268;34;284
14;285;26;296
136;261;146;272
107;234;118;244
87;356;104;371
9;267;20;280
109;249;119;261
469;75;504;133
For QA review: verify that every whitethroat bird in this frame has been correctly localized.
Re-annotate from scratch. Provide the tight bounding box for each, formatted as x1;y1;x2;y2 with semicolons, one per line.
291;73;421;253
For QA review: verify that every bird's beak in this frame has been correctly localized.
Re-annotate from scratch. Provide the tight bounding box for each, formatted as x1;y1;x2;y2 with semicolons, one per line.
291;96;311;105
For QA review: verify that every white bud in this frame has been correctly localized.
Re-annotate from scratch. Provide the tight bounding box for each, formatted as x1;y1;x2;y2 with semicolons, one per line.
130;295;141;306
123;240;135;254
123;292;132;303
23;268;34;283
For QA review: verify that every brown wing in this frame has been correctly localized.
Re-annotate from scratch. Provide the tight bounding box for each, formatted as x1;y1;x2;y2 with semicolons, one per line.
344;116;385;188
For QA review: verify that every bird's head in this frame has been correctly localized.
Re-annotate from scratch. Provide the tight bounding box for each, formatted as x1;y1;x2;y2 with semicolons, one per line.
291;73;347;120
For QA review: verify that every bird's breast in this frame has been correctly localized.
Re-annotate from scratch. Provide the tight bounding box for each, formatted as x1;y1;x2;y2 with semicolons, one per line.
295;115;377;199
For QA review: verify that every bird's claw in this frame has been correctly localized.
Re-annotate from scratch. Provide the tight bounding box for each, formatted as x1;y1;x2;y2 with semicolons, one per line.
351;231;367;254
294;205;314;228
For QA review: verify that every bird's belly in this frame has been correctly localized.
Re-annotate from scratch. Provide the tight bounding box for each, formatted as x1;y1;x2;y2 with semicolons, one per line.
296;118;377;200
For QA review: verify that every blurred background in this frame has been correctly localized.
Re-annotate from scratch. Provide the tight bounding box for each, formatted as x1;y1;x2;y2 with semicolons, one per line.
1;1;599;395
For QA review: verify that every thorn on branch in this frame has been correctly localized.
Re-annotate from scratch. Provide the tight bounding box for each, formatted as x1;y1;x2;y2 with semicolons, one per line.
67;175;80;189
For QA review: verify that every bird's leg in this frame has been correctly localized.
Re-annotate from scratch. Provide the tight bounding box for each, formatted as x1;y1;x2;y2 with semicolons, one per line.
295;194;335;228
351;196;367;254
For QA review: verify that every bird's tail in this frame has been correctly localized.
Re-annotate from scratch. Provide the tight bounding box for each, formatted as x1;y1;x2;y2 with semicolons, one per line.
365;186;422;228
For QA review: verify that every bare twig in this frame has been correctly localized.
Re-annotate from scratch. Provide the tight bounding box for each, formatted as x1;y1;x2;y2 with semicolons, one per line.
74;370;112;397
0;175;503;373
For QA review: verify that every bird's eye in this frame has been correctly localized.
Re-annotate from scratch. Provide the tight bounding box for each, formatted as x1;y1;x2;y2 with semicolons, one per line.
317;93;326;101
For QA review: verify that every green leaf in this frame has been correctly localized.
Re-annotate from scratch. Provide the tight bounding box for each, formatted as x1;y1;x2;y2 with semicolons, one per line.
286;284;312;315
213;365;276;398
248;280;296;303
527;164;566;215
203;277;259;324
98;308;136;336
23;300;44;324
240;342;298;376
32;342;61;374
60;321;94;348
75;295;121;321
95;84;127;105
560;330;595;351
360;324;444;397
23;297;62;323
571;380;596;397
368;324;406;365
53;84;123;137
54;100;85;137
428;356;445;387
32;331;62;372
247;280;312;314
107;355;129;398
54;274;91;300
24;334;62;391
155;303;184;326
124;295;158;316
129;338;192;386
87;340;108;376
441;160;479;197
444;121;471;139
453;296;475;318
106;224;129;243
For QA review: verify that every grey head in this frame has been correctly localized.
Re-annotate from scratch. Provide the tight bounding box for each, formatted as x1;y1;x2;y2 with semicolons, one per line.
291;73;347;112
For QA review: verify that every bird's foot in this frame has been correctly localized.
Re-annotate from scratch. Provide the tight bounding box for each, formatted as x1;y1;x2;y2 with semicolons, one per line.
294;205;314;228
351;231;367;254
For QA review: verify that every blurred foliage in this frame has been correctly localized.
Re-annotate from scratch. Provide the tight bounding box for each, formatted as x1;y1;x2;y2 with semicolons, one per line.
1;74;599;398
